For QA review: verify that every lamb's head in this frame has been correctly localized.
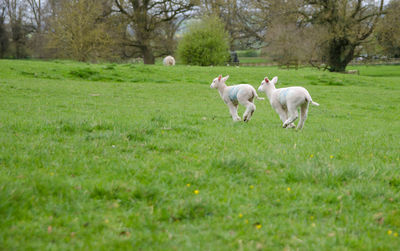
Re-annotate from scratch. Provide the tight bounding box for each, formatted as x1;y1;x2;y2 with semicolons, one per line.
210;75;229;89
258;76;278;92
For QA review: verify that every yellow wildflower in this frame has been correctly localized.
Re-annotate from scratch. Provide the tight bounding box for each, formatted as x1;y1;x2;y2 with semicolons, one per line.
249;185;254;189
194;190;199;195
256;224;262;229
330;155;334;159
186;183;191;187
239;213;243;218
287;187;291;192
388;230;392;235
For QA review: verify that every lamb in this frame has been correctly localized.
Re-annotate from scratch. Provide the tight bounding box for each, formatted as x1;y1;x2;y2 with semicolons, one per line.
257;76;319;130
210;75;264;122
163;56;175;66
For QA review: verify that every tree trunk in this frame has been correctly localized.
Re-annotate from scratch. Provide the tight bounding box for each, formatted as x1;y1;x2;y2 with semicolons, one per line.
0;17;8;58
327;37;355;72
142;46;155;64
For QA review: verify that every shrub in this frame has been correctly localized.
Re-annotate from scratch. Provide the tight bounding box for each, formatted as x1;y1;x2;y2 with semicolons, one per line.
177;16;230;66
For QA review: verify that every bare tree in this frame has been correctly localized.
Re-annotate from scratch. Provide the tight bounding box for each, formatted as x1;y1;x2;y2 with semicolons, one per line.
4;0;29;58
197;0;266;50
26;0;49;58
376;0;400;58
26;0;44;32
0;1;9;58
47;0;116;61
299;0;384;72
113;0;193;64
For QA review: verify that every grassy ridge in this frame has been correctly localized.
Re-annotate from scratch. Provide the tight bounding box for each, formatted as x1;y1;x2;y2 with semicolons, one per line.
0;60;399;250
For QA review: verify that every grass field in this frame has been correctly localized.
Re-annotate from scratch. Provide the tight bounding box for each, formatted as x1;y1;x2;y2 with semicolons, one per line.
0;60;399;250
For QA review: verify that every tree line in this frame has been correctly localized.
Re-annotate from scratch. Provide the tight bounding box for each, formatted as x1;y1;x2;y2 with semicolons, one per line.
0;0;399;72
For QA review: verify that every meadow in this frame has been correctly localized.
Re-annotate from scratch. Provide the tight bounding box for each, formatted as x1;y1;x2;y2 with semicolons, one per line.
0;60;399;250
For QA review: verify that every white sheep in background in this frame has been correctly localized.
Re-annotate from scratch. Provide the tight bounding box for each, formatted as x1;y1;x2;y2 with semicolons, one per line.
210;75;264;122
163;56;175;66
257;76;319;130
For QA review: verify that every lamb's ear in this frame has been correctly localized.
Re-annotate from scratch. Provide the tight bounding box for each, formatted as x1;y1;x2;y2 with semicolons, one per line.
218;75;222;81
271;76;278;84
222;75;229;82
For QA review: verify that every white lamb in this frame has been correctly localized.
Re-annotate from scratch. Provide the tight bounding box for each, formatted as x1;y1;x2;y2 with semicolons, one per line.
257;76;319;130
210;75;264;122
163;56;175;66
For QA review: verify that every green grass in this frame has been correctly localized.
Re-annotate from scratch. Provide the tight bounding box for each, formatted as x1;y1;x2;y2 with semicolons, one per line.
1;60;399;250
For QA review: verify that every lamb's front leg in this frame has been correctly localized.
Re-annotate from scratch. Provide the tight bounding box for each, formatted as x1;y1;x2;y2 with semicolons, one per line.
280;107;295;128
228;103;241;121
274;105;293;128
283;104;299;128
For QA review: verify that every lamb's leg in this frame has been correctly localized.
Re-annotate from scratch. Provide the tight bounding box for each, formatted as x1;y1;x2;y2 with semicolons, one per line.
284;108;295;128
228;103;241;121
274;105;293;128
242;101;256;122
283;104;299;128
233;104;241;121
296;102;309;130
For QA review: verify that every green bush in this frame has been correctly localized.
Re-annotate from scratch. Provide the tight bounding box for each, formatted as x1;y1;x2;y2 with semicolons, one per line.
177;16;230;66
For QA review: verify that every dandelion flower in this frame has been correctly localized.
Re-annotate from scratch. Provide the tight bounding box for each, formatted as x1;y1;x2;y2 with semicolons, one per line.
186;183;191;187
239;213;243;218
194;190;199;195
249;185;254;189
287;187;291;192
330;155;334;159
394;232;398;237
310;154;314;158
256;224;262;229
388;230;392;235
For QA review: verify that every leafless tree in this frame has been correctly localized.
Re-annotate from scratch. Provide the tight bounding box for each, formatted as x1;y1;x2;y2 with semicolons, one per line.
197;0;266;50
47;0;116;61
113;0;194;64
4;0;30;58
376;0;400;58
0;0;9;57
299;0;384;72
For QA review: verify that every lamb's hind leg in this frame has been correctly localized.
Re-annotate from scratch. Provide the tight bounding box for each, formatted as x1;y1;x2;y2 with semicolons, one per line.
242;101;256;122
228;103;241;121
284;108;295;128
283;104;299;128
296;102;309;130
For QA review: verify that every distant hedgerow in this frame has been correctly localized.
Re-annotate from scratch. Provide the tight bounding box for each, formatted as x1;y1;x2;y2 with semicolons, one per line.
177;16;230;66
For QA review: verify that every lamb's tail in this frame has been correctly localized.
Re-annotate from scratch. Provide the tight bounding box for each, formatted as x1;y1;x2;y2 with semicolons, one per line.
306;94;319;106
253;89;265;100
311;101;320;106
